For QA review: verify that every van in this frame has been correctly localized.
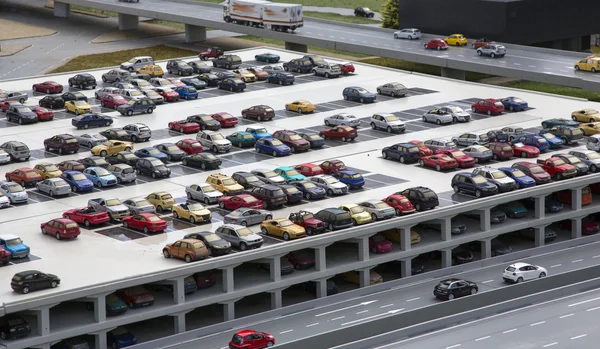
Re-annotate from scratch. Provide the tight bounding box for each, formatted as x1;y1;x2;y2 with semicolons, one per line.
575;56;600;72
555;186;592;206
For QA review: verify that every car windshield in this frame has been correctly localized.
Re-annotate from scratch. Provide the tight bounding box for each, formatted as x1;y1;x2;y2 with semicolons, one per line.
441;156;453;161
201;185;216;192
449;106;463;113
356;88;368;93
6;238;23;246
190;142;203;148
126;100;136;106
586;152;600;159
451;151;465;157
25;171;38;178
44;165;59;172
491;171;507;179
351;174;362;179
146;149;160;155
273;189;285;196
374;202;389;209
74;101;88;106
220;113;234;119
285;187;298;193
511;170;526;178
289;135;302;141
7;184;23;193
408;147;419;153
242;196;258;203
242;134;254;140
502;146;512;151
145;215;160;222
14;145;28;151
567;156;581;163
513;142;525;148
123;167;135;174
400;198;410;203
96;168;111;176
127;58;138;63
572;129;583;135
165;145;179;151
72;173;87;181
200;116;213;121
106;199;121;206
237;228;253;236
212;134;225;141
65;222;78;229
272;140;284;146
308;135;320;140
188;79;201;84
8;318;26;326
263;171;277;178
384;115;399;122
303;182;316;189
136;80;150;86
285;169;300;176
552;159;565;165
220;178;235;186
512;98;524;102
229;210;243;216
530;166;544;174
279;220;294;227
188;203;205;211
349;206;364;214
472;177;487;184
161;194;173;200
494;102;503;106
324;177;338;184
538;139;548;143
506;266;516;272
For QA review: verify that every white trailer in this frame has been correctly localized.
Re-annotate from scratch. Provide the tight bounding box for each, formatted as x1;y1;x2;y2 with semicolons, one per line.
222;0;304;32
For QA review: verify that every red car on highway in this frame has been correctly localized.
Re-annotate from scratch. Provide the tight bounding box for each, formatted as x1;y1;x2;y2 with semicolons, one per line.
512;142;540;158
319;125;358;142
168;120;201;134
34;107;54;121
40;218;80;240
418;154;458;171
408;140;433;156
62;207;110;227
436;148;476;168
218;194;265;210
382;194;416;215
5;167;42;186
176;138;204;155
33;81;63;94
320;159;347;174
229;330;275;349
369;234;393;253
294;163;324;176
471;98;505;115
122;213;167;233
424;38;449;50
100;94;128;109
211;112;239;127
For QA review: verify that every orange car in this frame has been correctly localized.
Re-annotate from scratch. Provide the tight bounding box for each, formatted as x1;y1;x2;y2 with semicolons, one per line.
163;238;210;263
5;167;42;187
555;186;592;206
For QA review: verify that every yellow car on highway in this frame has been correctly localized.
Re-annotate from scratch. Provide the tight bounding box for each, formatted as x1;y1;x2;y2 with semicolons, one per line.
285;100;316;114
572;108;600;122
339;204;372;225
343;270;383;286
579;122;600;136
91;140;133;157
574;56;600;72
260;218;306;241
146;191;175;212
205;173;244;195
172;202;212;224
64;100;92;115
444;34;468;46
136;64;164;78
381;228;421;245
33;162;62;179
232;69;257;83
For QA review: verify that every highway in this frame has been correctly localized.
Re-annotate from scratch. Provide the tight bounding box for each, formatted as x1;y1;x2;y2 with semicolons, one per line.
167;241;600;349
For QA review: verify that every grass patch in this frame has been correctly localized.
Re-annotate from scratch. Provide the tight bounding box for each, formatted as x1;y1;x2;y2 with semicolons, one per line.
48;45;199;74
359;57;493;81
239;35;370;58
499;81;600;102
194;0;385;11
71;5;117;17
304;11;379;24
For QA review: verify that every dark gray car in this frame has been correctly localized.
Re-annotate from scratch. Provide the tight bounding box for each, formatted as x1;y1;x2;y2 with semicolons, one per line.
102;69;131;83
187;114;221;131
215;224;264;251
376;82;408;97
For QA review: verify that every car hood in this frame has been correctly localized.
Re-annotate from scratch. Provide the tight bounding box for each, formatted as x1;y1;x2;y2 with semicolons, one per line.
213;139;231;146
205;191;223;198
495;177;516;185
7;244;28;252
191;209;211;216
452;111;470;117
387;120;405;126
21;112;37;118
108;204;129;212
360;93;376;98
555;164;576;171
242;233;263;241
8;191;28;198
284;225;305;234
330;182;347;189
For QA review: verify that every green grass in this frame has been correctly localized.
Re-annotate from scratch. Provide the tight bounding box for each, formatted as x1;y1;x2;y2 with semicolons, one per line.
304;11;379;24
48;45;199;74
499;81;600;103
71;5;117;17
194;0;385;11
592;46;600;54
240;35;371;58
358;57;494;81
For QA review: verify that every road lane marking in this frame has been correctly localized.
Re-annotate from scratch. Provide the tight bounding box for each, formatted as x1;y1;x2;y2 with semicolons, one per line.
341;308;404;326
475;336;490;341
279;329;293;334
571;334;587;340
572;259;583;263
446;345;461;349
481;280;494;284
543;343;557;347
568;296;600;307
503;329;517;334
306;323;319;327
513;63;521;66
560;313;574;318
593;255;600;258
330;316;344;321
406;297;420;302
356;310;369;314
528;65;536;68
550;264;562;268
380;304;394;308
315;300;377;317
587;306;600;311
530;321;545;326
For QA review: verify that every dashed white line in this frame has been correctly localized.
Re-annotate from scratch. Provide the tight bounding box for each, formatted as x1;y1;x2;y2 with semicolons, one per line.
356;310;369;314
481;280;494;284
560;70;568;73
406;297;420;302
528;65;536;68
329;36;335;38
550;264;562;268
513;63;521;66
330;316;344;321
503;329;517;334
572;259;583;263
587;306;600;311
475;336;490;341
593;255;600;258
560;313;574;318
543;343;558;347
380;304;394;308
446;345;461;349
306;323;319;327
279;329;293;334
457;54;464;57
530;321;545;326
571;334;587;340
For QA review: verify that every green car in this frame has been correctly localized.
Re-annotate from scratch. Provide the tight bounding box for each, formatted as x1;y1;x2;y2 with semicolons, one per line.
227;131;257;148
255;52;280;63
496;202;528;218
106;292;128;316
274;166;306;182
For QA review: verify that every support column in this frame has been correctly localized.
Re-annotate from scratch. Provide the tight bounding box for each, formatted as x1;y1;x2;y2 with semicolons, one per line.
400;227;412;251
571;187;583;211
440;217;452;241
170;310;192;333
220;265;240;293
268;289;283;309
220;299;241;321
479;208;491;231
269;257;282;282
285;42;308;53
312;245;328;271
534;226;545;247
534;195;545;219
93;329;108;349
91;295;107;322
29;304;58;336
440;249;453;268
357;236;369;261
571;218;582;239
185;24;207;43
53;1;70;18
400;258;412;278
316;278;328;298
172;276;186;304
440;67;466;80
118;13;139;31
480;239;492;259
358;269;370;288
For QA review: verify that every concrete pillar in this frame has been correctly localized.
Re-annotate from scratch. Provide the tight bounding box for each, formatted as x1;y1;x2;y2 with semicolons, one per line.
31;304;56;336
571;218;582;239
479;208;491;231
571;187;583;211
93;330;108;349
172;277;186;304
185;24;207;43
118;13;139;31
400;227;412;251
400;259;411;278
440;218;452;241
53;1;70;18
170;311;190;333
316;279;328;298
269;257;282;282
534;226;545;247
357;236;369;261
220;265;238;293
92;295;107;322
535;195;545;219
480;239;492;259
358;269;370;288
285;42;308;53
441;249;453;268
221;300;238;321
268;289;283;309
313;246;327;271
440;67;466;80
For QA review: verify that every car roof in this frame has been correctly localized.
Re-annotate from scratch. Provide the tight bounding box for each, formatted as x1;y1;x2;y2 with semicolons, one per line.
455;172;478;178
0;234;20;239
320;208;345;214
14;270;41;276
509;262;530;268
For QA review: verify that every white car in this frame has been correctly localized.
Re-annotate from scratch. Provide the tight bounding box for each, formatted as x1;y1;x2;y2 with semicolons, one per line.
0;191;10;208
251;169;286;185
0;181;28;204
370;113;406;133
477;44;506;58
196;131;231;153
439;106;471;122
422;108;453;125
502;262;547;283
324;113;360;127
309;174;348;196
185;183;223;204
0;149;10;164
393;28;421;40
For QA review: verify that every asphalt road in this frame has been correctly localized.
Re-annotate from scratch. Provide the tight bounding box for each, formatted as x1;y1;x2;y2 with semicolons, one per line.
170;241;600;349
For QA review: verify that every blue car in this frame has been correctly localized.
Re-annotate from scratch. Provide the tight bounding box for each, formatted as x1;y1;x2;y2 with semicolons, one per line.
498;167;536;189
537;131;563;149
293;180;327;200
266;72;295;85
500;97;528;112
382;143;421;163
0;234;30;258
343;86;377;103
174;85;199;100
107;328;137;348
254;137;291;157
274;166;306;182
513;134;549;152
246;127;272;140
60;170;94;192
83;167;118;187
540;118;579;129
134;147;168;163
545;199;564;213
332;170;365;189
72;113;113;129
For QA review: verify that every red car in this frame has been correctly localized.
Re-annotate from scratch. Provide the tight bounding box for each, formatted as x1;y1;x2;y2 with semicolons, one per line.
286;249;316;269
218;194;265;210
229;330;275;349
116;286;154;308
0;246;10;266
471;98;505;115
294;163;324;176
419;154;458;171
472;38;496;49
34;107;54;121
169;120;201;134
512;142;540;158
408;140;433;156
166;77;186;87
100;94;128;109
288;210;326;235
211;112;239;127
382;194;416;215
40;218;80;240
5;167;42;186
33;81;63;94
62;207;110;227
339;62;355;74
369;234;393;253
511;161;551;184
487;142;514;160
156;87;180;102
176;138;204;155
424;38;449;50
559;220;599;235
194;272;216;288
435;148;476;168
319;125;357;142
122;213;167;233
320;159;347;174
0;101;21;112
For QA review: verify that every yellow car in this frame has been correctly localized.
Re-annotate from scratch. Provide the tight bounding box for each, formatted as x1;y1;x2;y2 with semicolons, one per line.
64;100;92;115
205;173;244;195
136;64;164;78
339;204;372;225
260;218;306;241
172;202;212;224
579;122;600;136
232;69;257;83
444;34;468;46
91;140;133;157
572;108;600;122
574;56;600;72
146;191;175;212
33;162;62;179
285;100;316;113
343;270;383;286
381;228;421;245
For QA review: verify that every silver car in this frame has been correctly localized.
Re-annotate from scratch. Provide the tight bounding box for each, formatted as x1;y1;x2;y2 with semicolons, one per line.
1;141;30;161
393;28;421;40
309;175;348;195
423;138;457;152
0;91;27;103
452;133;490;146
422;108;453;125
75;133;108;148
95;87;120;100
251;169;286;185
142;90;164;104
477;44;506;58
472;167;518;192
376;82;408;97
0;149;10;164
107;164;137;183
122;198;156;214
501;126;525;141
312;63;342;78
122;123;151;142
113;82;136;90
0;191;10;208
102;69;131;83
186;183;223;204
215;224;264;251
36;178;72;197
118;89;146;101
224;208;273;226
120;56;154;72
149;78;176;89
196;131;232;153
568;150;600;172
439;106;471;122
0;181;28;203
462;145;493;163
130;79;155;91
358;200;395;221
324;113;360;127
370;113;406;133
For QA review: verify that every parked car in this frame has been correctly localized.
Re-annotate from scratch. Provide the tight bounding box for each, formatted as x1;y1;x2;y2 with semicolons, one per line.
116;99;155;116
212;54;242;69
60;170;94;192
185;183;223;204
102;69;131;83
182;153;221;170
215;224;263;251
315;208;353;231
498;167;536;188
218;78;246;92
255;138;291;157
422;108;453;125
472;166;518;192
472;37;495;48
419;154;458;171
511;162;551;184
168;119;201;134
106;164;137;184
266;72;295;85
11;270;59;294
33;80;63;94
6;105;37;124
462;145;493;163
241;105;275;121
83;167;118;188
187;114;221;131
471;98;505;115
38;95;65;109
135;158;171;178
44;134;80;155
36;178;72;197
376;82;407;97
537;131;564;149
285;99;316;113
40;218;79;239
342;86;376;103
72;113;113;130
196;131;232;153
309;174;348;196
68;73;96;89
398;186;438;211
572;108;600;122
166;59;194;76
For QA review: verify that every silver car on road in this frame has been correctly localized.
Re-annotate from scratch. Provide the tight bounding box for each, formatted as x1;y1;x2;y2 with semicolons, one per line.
567;150;600;172
215;224;264;251
477;44;506;58
376;82;408;97
422;108;453;125
122;198;156;214
251;169;286;185
224;208;273;226
439;106;471;122
393;28;421;40
0;181;28;203
358;200;395;221
309;175;348;195
324;113;361;127
186;183;223;204
36;178;72;197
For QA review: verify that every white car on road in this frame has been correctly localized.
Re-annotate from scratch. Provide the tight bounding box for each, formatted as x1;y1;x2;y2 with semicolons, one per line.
393;28;422;40
503;262;547;283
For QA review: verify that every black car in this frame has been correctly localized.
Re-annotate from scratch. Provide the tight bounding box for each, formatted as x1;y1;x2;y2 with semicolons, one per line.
68;73;97;89
354;6;375;17
266;72;296;85
166;59;194;76
106;151;139;166
433;278;478;300
188;61;212;74
187;114;221;131
315;208;353;231
277;184;303;203
6;105;37;125
231;171;263;189
215;71;236;80
468;238;512;256
429;249;474;265
61;91;88;102
78;156;109;169
516;227;557;242
155;143;186;161
283;58;313;73
100;128;131;141
181;153;222;170
397;186;439;211
487;130;510;143
136;158;171;178
246;184;287;209
39;95;65;109
197;73;220;87
11;270;60;294
218;78;246;92
257;257;295;275
184;231;232;255
180;77;207;90
0;315;31;340
305;279;338;296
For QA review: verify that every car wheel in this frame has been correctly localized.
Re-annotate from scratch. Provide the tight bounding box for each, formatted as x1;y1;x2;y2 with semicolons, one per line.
418;159;425;167
447;293;454;300
96;181;102;188
521;152;528;158
100;150;107;157
163;249;170;258
591;165;598;172
327;189;334;196
22;286;30;294
387;126;393;133
436;119;441;125
49;190;54;197
127;109;133;116
325;120;331;126
152;172;157;179
382;151;388;159
475;190;482;198
328;223;334;231
239;242;247;251
184;254;193;263
422;116;427;122
343;94;349;100
516;277;524;283
453;185;460;193
79;84;84;89
51;280;58;288
305;192;311;200
342;136;348;142
470;288;478;295
359;97;365;103
487;110;492;116
435;164;441;171
282;232;290;241
212;145;218;153
21;180;26;187
143;226;149;234
471;106;477;112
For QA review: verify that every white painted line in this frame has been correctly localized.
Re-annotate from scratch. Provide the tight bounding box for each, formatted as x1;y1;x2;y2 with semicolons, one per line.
550;264;562;268
593;255;600;258
530;321;545;326
315;300;377;317
572;259;583;263
475;336;490;341
306;323;319;327
560;313;574;318
587;306;600;311
446;345;461;349
569;296;600;307
356;310;369;314
279;329;293;334
481;280;494;284
543;343;557;347
513;63;521;65
330;316;344;321
528;65;536;68
380;304;394;308
406;297;420;302
503;329;517;334
457;55;464;57
571;334;587;340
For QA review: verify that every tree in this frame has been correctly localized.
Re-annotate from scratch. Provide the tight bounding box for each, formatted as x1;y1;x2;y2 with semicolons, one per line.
381;0;399;29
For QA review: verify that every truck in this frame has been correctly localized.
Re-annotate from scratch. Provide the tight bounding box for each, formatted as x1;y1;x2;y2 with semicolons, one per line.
536;158;578;180
222;0;303;32
199;47;225;61
88;197;131;221
288;211;326;236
